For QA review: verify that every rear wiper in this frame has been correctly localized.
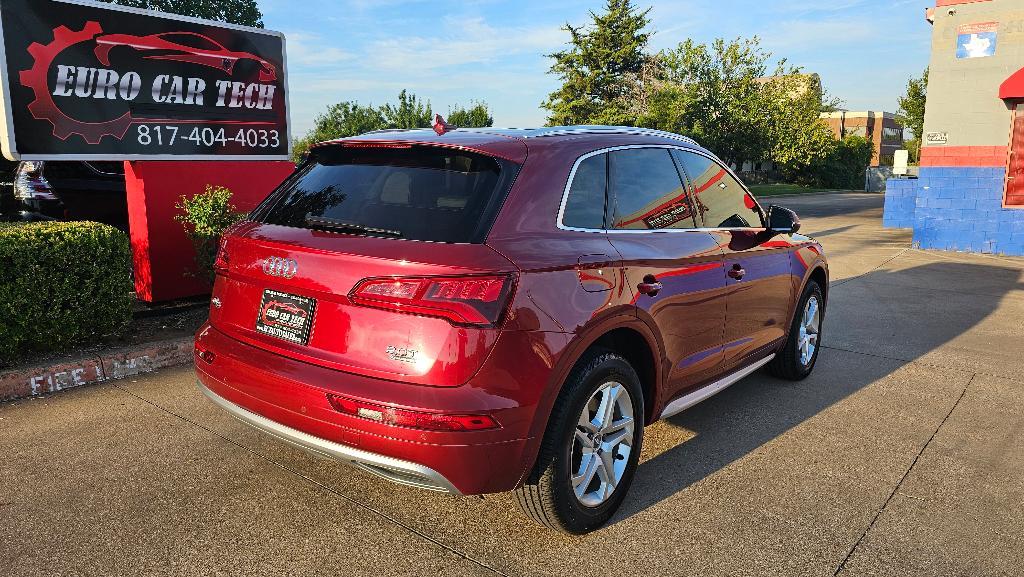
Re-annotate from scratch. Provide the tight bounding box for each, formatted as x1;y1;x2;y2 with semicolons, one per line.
304;214;403;238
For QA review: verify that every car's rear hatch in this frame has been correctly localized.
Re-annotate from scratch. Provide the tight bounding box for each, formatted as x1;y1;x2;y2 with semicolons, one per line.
207;141;523;387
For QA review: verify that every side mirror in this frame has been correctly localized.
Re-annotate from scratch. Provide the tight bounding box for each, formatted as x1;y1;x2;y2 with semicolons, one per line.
767;205;801;235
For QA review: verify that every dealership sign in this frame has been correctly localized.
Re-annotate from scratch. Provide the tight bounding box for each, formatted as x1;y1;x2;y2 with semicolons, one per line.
0;0;290;160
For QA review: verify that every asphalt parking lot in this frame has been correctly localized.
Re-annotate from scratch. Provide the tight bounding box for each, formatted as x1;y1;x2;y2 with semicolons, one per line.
3;193;1023;577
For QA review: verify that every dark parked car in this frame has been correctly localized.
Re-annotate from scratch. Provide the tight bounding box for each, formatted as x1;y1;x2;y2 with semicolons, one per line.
194;126;828;534
0;161;128;229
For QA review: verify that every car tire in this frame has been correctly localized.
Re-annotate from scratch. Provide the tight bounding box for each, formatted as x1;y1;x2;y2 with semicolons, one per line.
770;280;825;381
514;351;644;534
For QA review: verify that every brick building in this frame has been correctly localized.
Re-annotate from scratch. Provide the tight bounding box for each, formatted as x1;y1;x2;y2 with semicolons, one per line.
883;0;1024;255
820;111;905;166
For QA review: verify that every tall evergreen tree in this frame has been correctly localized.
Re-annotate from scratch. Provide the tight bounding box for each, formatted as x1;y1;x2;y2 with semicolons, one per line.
542;0;651;126
98;0;263;28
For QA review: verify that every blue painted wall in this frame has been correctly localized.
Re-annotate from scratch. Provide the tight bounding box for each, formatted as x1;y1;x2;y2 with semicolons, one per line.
883;167;1024;255
883;178;918;229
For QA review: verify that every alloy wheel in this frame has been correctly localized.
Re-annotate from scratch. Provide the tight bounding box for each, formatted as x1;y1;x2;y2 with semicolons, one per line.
798;295;821;366
571;381;635;508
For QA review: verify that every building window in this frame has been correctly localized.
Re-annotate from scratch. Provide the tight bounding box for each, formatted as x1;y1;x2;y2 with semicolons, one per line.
882;126;903;144
1007;105;1024;207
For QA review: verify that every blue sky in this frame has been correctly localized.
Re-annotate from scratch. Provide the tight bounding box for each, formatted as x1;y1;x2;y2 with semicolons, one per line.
260;0;933;138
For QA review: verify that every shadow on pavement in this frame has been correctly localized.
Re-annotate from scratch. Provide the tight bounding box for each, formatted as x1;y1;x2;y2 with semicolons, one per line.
613;260;1023;525
805;224;858;238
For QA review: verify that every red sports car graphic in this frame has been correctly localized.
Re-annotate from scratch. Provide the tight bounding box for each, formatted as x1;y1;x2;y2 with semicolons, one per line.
261;300;307;328
94;31;277;82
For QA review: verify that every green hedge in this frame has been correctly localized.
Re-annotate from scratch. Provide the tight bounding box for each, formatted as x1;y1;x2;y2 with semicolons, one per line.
0;221;133;365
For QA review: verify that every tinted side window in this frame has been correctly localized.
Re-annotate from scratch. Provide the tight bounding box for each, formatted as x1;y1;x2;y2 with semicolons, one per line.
562;154;607;229
609;148;695;230
673;150;762;229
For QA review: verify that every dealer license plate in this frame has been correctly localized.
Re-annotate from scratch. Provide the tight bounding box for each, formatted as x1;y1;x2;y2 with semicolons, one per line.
255;289;316;345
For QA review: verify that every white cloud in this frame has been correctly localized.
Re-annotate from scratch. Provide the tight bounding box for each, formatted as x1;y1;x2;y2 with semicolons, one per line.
366;16;564;72
759;19;875;51
762;0;868;14
283;31;354;67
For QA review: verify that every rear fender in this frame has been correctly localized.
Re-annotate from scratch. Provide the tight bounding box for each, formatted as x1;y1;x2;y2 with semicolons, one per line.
512;313;666;486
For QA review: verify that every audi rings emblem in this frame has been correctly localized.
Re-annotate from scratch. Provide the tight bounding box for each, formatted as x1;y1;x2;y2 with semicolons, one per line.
263;256;298;279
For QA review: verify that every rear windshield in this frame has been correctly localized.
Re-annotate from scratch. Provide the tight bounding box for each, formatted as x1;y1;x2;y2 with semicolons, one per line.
256;145;517;243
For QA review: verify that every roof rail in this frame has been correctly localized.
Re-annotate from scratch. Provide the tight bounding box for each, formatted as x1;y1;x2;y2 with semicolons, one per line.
523;126;700;146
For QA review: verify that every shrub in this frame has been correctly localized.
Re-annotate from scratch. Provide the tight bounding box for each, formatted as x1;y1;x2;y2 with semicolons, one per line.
0;221;132;366
175;185;246;285
814;135;875;190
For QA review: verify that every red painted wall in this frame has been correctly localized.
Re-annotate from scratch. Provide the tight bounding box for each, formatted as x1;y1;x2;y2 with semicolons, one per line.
919;145;1008;167
126;160;295;302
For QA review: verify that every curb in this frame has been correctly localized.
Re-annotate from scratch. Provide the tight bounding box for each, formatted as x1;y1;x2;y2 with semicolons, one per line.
0;337;193;402
754;190;879;200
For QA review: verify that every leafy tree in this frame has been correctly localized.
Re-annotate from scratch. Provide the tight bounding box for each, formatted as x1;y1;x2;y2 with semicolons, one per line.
762;73;838;182
380;89;433;130
632;36;845;185
641;38;778;167
543;0;651;125
448;102;494;128
291;102;386;161
898;68;928;162
291;92;493;162
97;0;263;27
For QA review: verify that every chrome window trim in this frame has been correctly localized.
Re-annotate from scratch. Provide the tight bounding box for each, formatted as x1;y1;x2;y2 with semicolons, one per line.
556;144;767;234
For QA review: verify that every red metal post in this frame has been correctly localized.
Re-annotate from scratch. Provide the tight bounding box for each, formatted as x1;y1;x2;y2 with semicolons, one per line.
125;160;295;302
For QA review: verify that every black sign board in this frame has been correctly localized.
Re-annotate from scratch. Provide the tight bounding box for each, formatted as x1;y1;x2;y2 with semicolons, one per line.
0;0;290;160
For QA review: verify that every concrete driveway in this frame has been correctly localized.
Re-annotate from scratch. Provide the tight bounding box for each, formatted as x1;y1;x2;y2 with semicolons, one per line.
3;193;1022;576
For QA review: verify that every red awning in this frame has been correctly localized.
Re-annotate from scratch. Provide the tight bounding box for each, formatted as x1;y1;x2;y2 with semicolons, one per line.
1000;68;1024;100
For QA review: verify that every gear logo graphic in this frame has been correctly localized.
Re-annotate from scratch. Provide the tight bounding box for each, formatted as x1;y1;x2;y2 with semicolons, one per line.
19;22;134;144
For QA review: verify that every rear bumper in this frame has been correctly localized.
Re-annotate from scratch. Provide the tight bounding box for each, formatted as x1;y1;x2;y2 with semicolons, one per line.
199;379;461;494
194;322;553;495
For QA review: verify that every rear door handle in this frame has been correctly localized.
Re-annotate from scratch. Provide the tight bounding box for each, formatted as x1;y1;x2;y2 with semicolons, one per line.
728;264;746;280
637;282;663;295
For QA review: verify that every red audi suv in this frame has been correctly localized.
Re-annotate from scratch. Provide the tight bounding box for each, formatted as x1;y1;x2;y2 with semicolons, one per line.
195;125;828;534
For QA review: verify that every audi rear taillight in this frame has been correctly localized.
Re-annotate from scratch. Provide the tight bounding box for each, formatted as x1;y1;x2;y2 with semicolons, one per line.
326;394;499;432
213;236;230;273
349;274;514;327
